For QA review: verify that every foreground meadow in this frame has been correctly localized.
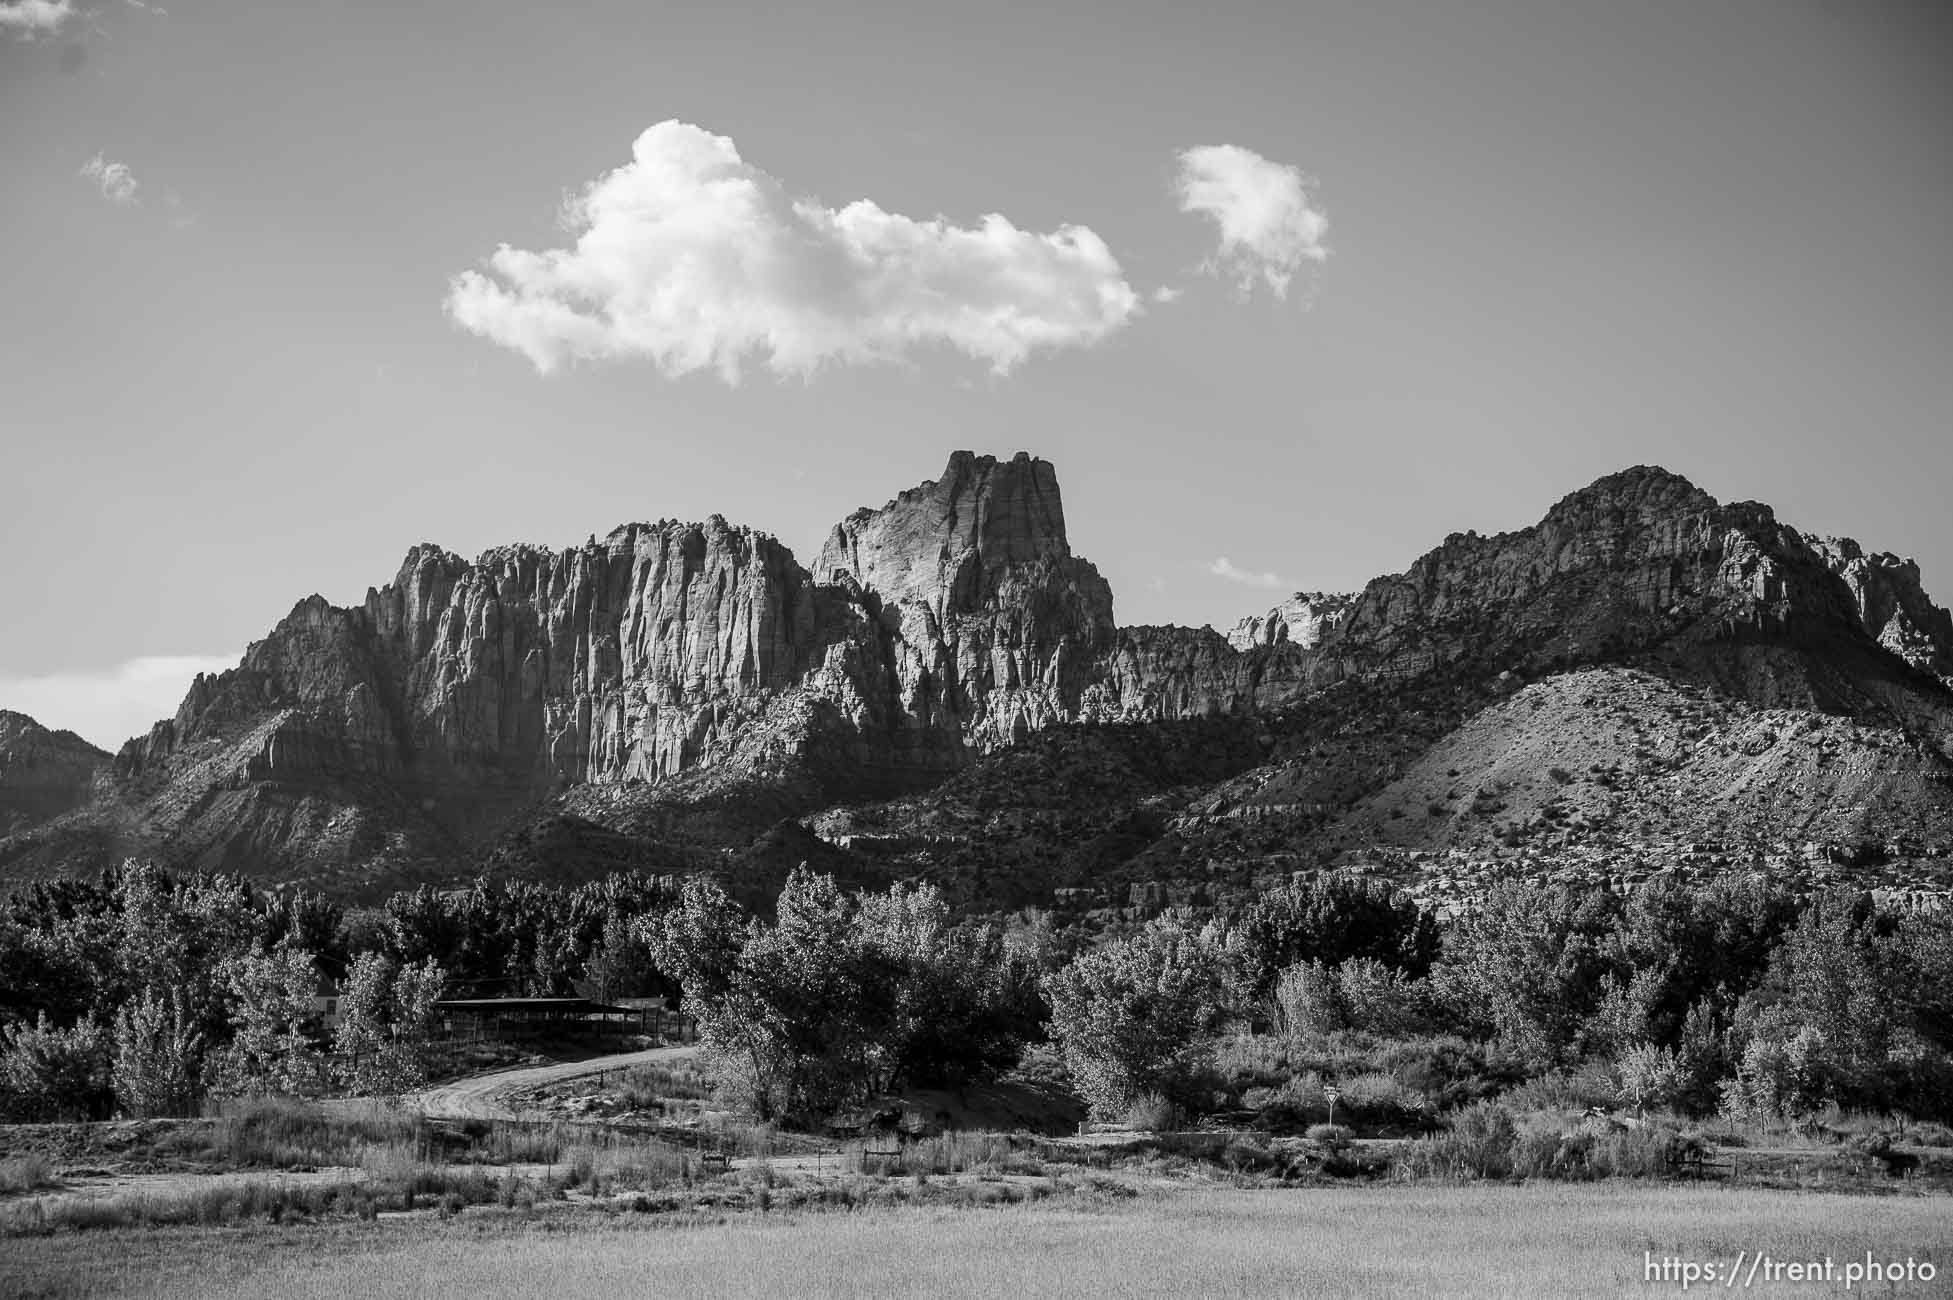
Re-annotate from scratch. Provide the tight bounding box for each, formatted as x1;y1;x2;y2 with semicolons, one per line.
3;1183;1944;1299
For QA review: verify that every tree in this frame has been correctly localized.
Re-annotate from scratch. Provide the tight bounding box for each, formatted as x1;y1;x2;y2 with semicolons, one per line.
648;875;793;1119
582;913;665;1002
210;944;323;1097
648;870;1038;1123
0;1013;111;1121
1043;916;1237;1117
1433;881;1618;1065
112;987;204;1117
1601;873;1797;1047
333;952;446;1097
1724;892;1895;1111
1616;1042;1686;1114
1233;872;1438;1003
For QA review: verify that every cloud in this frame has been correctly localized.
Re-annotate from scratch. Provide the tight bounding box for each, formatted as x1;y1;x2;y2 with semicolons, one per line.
1151;285;1182;304
1175;144;1328;300
0;654;239;752
0;0;75;38
1208;556;1294;590
80;153;140;204
447;120;1142;382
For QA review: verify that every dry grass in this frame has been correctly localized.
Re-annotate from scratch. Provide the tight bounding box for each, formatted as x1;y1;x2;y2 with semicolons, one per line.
2;1184;1945;1298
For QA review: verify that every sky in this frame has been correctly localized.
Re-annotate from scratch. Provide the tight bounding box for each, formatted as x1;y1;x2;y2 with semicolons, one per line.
2;0;1950;751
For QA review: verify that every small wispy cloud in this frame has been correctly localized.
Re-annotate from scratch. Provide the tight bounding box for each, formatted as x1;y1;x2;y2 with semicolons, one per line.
1152;285;1182;304
80;153;140;205
447;120;1142;383
1175;144;1328;300
0;654;239;752
1208;556;1294;590
0;0;76;38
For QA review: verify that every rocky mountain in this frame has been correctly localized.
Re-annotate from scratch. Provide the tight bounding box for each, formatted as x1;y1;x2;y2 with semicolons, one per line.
4;458;1953;905
0;453;1123;894
1226;593;1355;653
0;712;108;837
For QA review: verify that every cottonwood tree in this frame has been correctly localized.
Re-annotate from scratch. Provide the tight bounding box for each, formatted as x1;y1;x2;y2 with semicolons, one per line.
333;952;446;1096
1234;873;1438;1002
648;870;1037;1123
1043;916;1237;1118
210;944;323;1096
111;986;204;1117
1433;881;1619;1066
1724;892;1895;1111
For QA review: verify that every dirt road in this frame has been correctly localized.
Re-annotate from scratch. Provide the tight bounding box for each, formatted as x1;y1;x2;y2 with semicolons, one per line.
411;1045;699;1122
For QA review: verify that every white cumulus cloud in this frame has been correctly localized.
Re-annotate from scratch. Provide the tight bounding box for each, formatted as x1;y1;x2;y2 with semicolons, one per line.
1208;556;1294;591
1175;144;1328;300
446;120;1142;382
80;153;140;204
0;654;240;752
0;0;74;37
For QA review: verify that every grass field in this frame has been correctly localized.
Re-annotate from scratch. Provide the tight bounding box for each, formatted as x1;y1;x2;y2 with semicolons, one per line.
2;1183;1943;1299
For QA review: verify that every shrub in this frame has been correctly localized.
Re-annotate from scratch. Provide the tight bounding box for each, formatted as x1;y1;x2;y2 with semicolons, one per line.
0;1014;111;1122
1304;1123;1352;1152
1500;1066;1620;1114
1400;1101;1517;1180
1509;1126;1595;1181
1617;1042;1687;1113
1222;1137;1282;1174
0;1155;53;1195
1338;1071;1414;1117
1123;1091;1180;1132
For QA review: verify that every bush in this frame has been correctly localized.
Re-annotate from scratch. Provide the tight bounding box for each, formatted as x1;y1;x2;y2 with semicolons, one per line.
0;1155;53;1195
1304;1123;1352;1152
1617;1043;1687;1113
1222;1137;1282;1174
1123;1091;1180;1132
1399;1101;1517;1180
1337;1071;1415;1118
1509;1125;1595;1181
0;1014;112;1122
1500;1066;1620;1114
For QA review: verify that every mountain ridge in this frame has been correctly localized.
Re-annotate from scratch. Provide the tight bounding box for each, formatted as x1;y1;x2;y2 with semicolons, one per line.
5;457;1953;902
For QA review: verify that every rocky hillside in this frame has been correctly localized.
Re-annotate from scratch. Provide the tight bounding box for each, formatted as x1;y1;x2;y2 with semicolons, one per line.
0;712;108;837
4;458;1953;903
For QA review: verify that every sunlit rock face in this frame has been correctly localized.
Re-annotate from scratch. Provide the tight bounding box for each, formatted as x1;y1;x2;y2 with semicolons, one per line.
10;458;1951;891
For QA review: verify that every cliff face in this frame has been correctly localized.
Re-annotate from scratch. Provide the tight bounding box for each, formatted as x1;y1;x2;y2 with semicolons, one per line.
0;712;108;836
6;457;1952;897
1080;467;1953;737
1808;537;1953;685
1227;593;1356;652
18;454;1107;887
817;450;1117;749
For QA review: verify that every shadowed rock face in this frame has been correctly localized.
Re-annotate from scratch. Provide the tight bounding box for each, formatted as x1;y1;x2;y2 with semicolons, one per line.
5;458;1952;895
0;712;108;835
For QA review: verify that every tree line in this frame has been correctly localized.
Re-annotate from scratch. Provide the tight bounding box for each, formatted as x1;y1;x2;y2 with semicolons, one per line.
4;860;1949;1128
0;862;678;1120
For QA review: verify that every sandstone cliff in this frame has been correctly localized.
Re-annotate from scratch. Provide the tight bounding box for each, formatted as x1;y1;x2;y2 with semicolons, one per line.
0;712;108;836
6;458;1953;899
818;450;1117;750
1226;593;1355;652
6;454;1118;890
